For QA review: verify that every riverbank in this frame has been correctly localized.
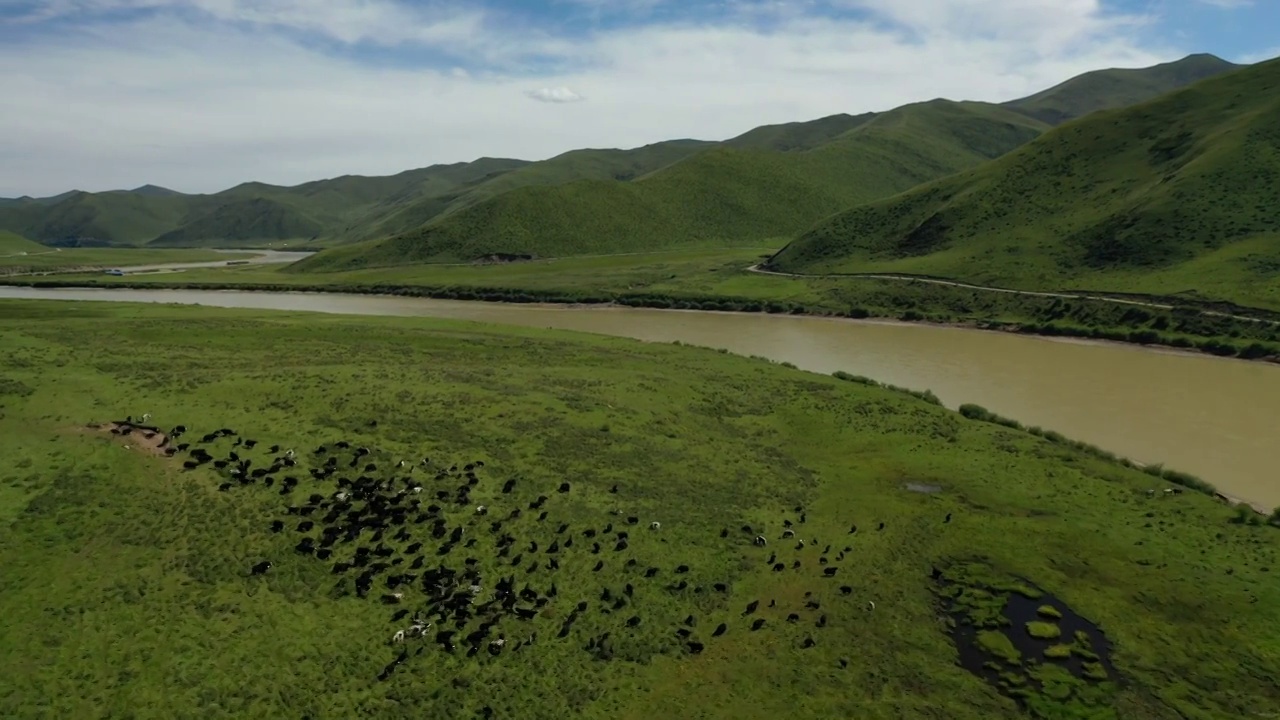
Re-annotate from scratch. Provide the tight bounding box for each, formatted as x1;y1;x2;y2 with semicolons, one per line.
1;298;1278;718
8;267;1278;365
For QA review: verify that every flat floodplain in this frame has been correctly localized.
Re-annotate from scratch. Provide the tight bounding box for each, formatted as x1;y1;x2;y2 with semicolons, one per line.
0;299;1277;719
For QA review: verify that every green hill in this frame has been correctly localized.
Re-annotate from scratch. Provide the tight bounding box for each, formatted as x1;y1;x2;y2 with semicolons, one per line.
0;231;44;254
0;160;531;248
0;54;1242;251
722;113;879;151
298;102;1050;270
1004;53;1241;125
360;141;717;241
148;197;326;247
5;191;192;245
130;184;182;197
766;58;1280;309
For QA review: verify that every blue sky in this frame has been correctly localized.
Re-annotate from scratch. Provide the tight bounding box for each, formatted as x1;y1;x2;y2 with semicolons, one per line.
0;0;1275;196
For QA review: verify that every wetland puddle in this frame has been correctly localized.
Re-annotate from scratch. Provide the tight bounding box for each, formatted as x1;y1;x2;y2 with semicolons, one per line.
3;285;1280;508
937;562;1118;710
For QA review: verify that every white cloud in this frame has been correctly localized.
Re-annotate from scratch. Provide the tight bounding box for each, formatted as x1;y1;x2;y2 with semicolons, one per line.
1238;45;1278;64
0;0;1183;196
526;86;585;103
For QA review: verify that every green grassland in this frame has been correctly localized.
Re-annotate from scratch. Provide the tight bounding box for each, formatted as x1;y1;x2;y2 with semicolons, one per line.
1;299;1278;719
299;102;1050;270
1002;53;1240;125
0;246;255;273
767;58;1280;311
0;230;45;254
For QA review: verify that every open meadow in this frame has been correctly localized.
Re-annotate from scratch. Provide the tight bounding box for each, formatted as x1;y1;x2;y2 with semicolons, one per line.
0;245;254;273
1;299;1277;719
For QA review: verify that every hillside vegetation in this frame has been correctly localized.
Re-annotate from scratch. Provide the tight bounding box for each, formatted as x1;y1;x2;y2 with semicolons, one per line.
297;102;1050;269
1003;53;1240;125
358;141;717;241
0;231;44;255
0;160;530;248
767;58;1280;310
148;198;326;247
1;299;1278;718
0;55;1234;251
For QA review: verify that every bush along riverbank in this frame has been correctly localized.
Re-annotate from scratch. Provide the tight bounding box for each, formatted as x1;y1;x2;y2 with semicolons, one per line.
9;277;1280;362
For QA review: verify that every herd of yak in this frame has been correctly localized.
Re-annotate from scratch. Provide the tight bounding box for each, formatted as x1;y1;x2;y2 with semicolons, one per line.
107;416;882;683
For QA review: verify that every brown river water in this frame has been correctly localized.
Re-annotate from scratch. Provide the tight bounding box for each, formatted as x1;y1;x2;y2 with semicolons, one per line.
2;286;1278;510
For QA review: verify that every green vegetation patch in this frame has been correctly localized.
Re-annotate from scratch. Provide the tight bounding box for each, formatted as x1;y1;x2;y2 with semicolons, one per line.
1025;621;1062;640
1044;644;1073;659
978;630;1022;665
1037;605;1063;619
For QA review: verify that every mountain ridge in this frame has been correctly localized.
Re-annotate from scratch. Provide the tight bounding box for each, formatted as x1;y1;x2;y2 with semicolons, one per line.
765;57;1280;309
0;53;1244;251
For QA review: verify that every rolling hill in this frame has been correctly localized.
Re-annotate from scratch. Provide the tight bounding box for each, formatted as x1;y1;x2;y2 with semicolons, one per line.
765;58;1280;309
0;159;532;248
357;140;718;242
148;197;326;246
0;53;1242;253
1003;53;1241;125
297;101;1052;269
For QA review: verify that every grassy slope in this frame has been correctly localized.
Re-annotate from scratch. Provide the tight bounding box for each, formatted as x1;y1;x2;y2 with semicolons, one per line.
298;102;1049;270
148;198;326;247
1004;54;1241;125
721;113;879;151
0;230;45;254
361;141;718;241
0;299;1277;718
0;191;193;245
768;58;1280;310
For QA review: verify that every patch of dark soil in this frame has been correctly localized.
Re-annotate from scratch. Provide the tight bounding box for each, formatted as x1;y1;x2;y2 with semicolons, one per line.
90;420;171;456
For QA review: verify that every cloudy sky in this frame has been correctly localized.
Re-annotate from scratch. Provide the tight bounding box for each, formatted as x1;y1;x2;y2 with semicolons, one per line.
1;0;1275;197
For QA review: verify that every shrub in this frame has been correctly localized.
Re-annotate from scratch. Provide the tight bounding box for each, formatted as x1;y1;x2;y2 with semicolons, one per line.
832;371;879;386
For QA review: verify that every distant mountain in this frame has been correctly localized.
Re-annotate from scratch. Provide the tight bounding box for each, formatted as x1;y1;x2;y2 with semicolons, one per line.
297;101;1049;270
1003;53;1240;125
0;53;1244;252
766;58;1280;309
129;184;182;197
148;197;325;246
